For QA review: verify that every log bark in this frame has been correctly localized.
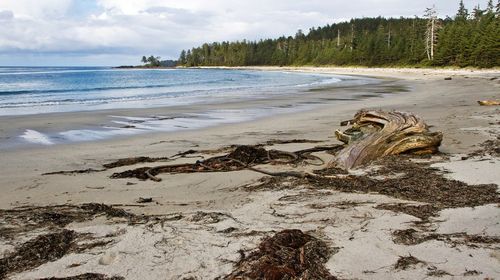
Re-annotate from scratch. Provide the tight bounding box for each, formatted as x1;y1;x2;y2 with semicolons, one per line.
331;110;443;169
478;100;500;106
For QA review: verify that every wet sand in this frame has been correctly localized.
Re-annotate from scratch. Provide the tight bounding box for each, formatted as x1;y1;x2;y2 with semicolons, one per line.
0;67;499;279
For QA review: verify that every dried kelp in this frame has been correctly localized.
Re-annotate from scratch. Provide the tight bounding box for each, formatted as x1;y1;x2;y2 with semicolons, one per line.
224;229;337;280
1;233;120;279
250;155;499;221
392;229;500;248
0;230;77;278
314;156;499;209
394;255;425;270
375;204;439;221
103;156;170;169
111;145;341;182
264;139;324;145
37;274;124;280
43;150;198;176
468;136;500;158
0;203;136;239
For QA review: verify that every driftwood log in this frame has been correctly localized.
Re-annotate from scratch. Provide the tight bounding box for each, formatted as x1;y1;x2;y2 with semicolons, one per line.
331;110;443;169
478;100;500;106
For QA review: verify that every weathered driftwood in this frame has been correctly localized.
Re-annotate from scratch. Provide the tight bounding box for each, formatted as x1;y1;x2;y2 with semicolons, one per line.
478;100;500;106
331;110;443;169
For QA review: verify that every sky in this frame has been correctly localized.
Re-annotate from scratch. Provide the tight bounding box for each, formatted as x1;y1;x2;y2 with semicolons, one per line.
0;0;491;66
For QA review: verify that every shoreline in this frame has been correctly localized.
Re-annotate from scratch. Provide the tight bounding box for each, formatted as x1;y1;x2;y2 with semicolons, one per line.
0;66;499;279
0;71;387;150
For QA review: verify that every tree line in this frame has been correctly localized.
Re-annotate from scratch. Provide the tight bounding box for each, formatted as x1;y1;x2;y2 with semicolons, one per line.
140;55;177;67
178;1;499;68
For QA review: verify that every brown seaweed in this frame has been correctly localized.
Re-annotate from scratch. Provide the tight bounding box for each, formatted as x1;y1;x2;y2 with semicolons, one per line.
224;229;337;280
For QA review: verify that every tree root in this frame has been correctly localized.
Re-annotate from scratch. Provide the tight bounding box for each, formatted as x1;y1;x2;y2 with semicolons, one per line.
331;110;443;169
111;145;342;181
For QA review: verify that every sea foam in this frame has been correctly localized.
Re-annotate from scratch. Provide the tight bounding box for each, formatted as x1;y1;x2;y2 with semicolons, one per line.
19;129;54;145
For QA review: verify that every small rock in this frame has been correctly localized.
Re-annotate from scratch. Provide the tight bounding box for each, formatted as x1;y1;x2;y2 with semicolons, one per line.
444;77;452;80
99;252;117;265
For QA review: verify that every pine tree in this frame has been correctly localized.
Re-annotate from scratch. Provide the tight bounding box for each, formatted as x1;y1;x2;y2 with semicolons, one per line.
487;0;494;12
472;5;484;20
179;51;186;65
456;0;469;20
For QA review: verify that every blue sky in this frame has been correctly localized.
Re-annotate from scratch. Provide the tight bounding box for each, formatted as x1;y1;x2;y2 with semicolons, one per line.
0;0;491;66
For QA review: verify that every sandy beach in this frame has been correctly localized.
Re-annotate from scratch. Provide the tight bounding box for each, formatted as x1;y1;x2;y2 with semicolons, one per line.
1;67;499;279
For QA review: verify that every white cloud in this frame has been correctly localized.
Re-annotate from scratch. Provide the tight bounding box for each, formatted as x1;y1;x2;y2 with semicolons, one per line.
0;0;491;65
0;0;73;19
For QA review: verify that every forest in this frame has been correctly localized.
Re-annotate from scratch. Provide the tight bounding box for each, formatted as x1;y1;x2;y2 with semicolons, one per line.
178;1;499;68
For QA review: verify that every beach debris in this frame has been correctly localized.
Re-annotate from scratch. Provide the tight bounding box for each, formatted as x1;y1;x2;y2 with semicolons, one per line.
394;255;426;270
103;156;170;169
444;77;452;80
42;150;198;176
224;229;337;280
477;100;500;106
0;230;77;278
392;228;500;247
375;203;438;221
250;155;499;220
463;270;482;276
0;203;137;239
37;273;124;280
468;136;500;157
264;139;324;145
43;168;104;175
331;110;443;169
190;211;235;224
136;197;153;203
426;269;452;277
43;141;341;181
340;119;354;126
110;145;342;182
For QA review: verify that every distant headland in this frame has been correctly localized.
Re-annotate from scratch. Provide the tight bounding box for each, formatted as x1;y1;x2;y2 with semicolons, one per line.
115;55;178;69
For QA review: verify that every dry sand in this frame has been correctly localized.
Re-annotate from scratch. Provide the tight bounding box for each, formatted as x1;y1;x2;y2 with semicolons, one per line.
0;67;499;279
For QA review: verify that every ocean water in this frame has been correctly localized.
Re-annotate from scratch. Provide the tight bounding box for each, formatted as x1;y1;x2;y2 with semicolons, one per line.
0;67;344;116
0;67;376;147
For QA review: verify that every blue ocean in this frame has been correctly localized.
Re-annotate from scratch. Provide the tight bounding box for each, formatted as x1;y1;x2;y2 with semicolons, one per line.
0;67;377;147
0;67;344;116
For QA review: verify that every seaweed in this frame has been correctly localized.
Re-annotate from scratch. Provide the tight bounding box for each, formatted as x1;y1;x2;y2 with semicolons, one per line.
0;203;137;239
252;155;499;220
103;156;170;169
375;203;439;221
37;273;124;280
468;136;500;158
392;229;500;247
110;145;341;181
0;230;77;278
224;229;337;280
394;255;425;270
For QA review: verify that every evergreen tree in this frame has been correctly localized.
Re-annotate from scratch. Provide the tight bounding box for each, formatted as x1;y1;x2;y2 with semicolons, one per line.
177;2;498;68
456;0;469;20
179;50;186;65
487;0;494;12
472;5;484;19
